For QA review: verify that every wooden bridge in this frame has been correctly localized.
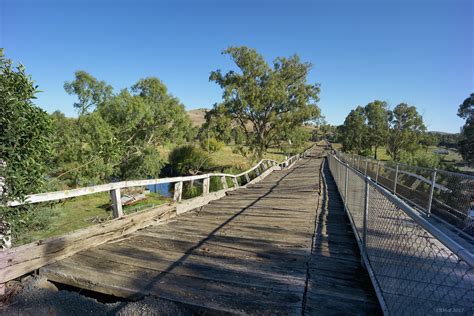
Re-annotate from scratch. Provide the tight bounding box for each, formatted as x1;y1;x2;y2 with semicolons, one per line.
1;146;382;314
37;150;379;314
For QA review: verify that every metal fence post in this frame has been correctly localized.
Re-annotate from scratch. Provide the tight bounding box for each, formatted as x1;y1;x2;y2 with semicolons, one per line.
375;161;380;183
363;176;370;254
393;164;399;194
427;169;437;216
344;163;349;207
365;160;368;175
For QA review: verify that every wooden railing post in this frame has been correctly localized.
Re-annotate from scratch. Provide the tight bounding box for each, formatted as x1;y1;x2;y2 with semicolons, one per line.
202;176;210;196
255;165;260;176
232;177;239;188
245;173;250;184
110;188;123;218
221;176;228;190
173;181;183;202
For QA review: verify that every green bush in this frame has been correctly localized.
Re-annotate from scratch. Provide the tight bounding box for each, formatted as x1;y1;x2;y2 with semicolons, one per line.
200;137;224;153
399;151;440;169
168;145;212;176
182;183;201;199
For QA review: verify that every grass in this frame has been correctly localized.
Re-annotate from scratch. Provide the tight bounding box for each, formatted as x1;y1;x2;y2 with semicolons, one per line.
210;145;289;171
16;192;168;246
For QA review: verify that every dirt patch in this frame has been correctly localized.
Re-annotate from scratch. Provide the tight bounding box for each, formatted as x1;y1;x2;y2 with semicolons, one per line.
1;276;191;316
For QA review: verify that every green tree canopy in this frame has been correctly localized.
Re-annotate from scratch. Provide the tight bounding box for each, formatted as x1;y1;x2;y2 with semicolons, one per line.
457;93;474;162
386;103;426;161
340;106;369;154
57;73;193;185
64;71;113;115
210;46;321;157
0;50;53;201
200;104;233;144
365;100;389;159
0;50;53;245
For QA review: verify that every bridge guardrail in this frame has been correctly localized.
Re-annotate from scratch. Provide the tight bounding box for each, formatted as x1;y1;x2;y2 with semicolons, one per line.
327;153;473;315
333;150;474;235
6;145;315;217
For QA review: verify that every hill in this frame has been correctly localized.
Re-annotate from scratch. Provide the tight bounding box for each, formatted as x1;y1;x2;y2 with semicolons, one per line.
187;108;208;127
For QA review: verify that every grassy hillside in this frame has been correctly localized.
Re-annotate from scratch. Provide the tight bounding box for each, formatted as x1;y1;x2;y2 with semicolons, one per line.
187;108;208;127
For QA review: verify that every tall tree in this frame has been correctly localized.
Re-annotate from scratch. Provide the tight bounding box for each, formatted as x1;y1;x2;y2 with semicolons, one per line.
64;71;113;114
200;104;233;144
60;74;193;183
0;50;52;246
386;103;426;161
364;100;389;159
210;46;321;157
457;93;474;163
340;106;369;154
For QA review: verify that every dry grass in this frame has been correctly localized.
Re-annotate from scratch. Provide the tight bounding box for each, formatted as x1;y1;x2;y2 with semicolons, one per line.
187;108;208;127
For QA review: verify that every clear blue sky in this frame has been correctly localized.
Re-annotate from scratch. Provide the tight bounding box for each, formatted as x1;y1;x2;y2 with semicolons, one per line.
1;0;472;133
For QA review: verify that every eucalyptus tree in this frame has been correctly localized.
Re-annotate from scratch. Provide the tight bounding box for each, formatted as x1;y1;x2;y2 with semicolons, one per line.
340;106;369;154
457;93;474;162
64;71;113;115
365;100;389;159
210;46;321;157
61;73;193;183
386;103;426;161
97;78;192;179
200;104;233;144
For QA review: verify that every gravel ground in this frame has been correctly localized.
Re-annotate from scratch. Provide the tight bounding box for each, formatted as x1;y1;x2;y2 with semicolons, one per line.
0;276;191;316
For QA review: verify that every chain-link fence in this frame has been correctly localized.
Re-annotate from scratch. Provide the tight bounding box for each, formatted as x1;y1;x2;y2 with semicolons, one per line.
333;151;474;235
327;154;473;315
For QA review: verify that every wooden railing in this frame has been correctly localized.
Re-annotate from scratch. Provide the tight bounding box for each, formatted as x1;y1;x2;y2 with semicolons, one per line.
8;146;313;217
0;145;315;294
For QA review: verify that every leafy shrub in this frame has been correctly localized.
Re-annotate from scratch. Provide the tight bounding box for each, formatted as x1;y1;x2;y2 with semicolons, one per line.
399;151;441;169
200;137;224;153
182;183;201;199
168;145;212;176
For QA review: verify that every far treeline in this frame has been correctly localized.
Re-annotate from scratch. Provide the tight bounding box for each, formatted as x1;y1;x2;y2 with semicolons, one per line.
317;98;473;169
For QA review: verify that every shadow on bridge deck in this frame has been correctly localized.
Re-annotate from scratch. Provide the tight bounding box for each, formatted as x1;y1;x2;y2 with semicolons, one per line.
38;151;381;315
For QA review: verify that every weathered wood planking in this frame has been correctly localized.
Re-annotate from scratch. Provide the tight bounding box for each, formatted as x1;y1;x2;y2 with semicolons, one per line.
303;159;381;315
0;205;176;284
41;153;321;314
40;148;381;314
0;162;280;287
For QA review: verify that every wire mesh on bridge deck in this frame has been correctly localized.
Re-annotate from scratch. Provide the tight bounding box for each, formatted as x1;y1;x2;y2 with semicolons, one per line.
327;154;473;315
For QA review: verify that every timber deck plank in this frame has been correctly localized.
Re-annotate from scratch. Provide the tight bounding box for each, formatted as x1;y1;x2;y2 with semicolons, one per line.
40;150;381;315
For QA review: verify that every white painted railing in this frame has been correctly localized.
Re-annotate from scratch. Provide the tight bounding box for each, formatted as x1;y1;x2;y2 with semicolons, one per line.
7;145;315;218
